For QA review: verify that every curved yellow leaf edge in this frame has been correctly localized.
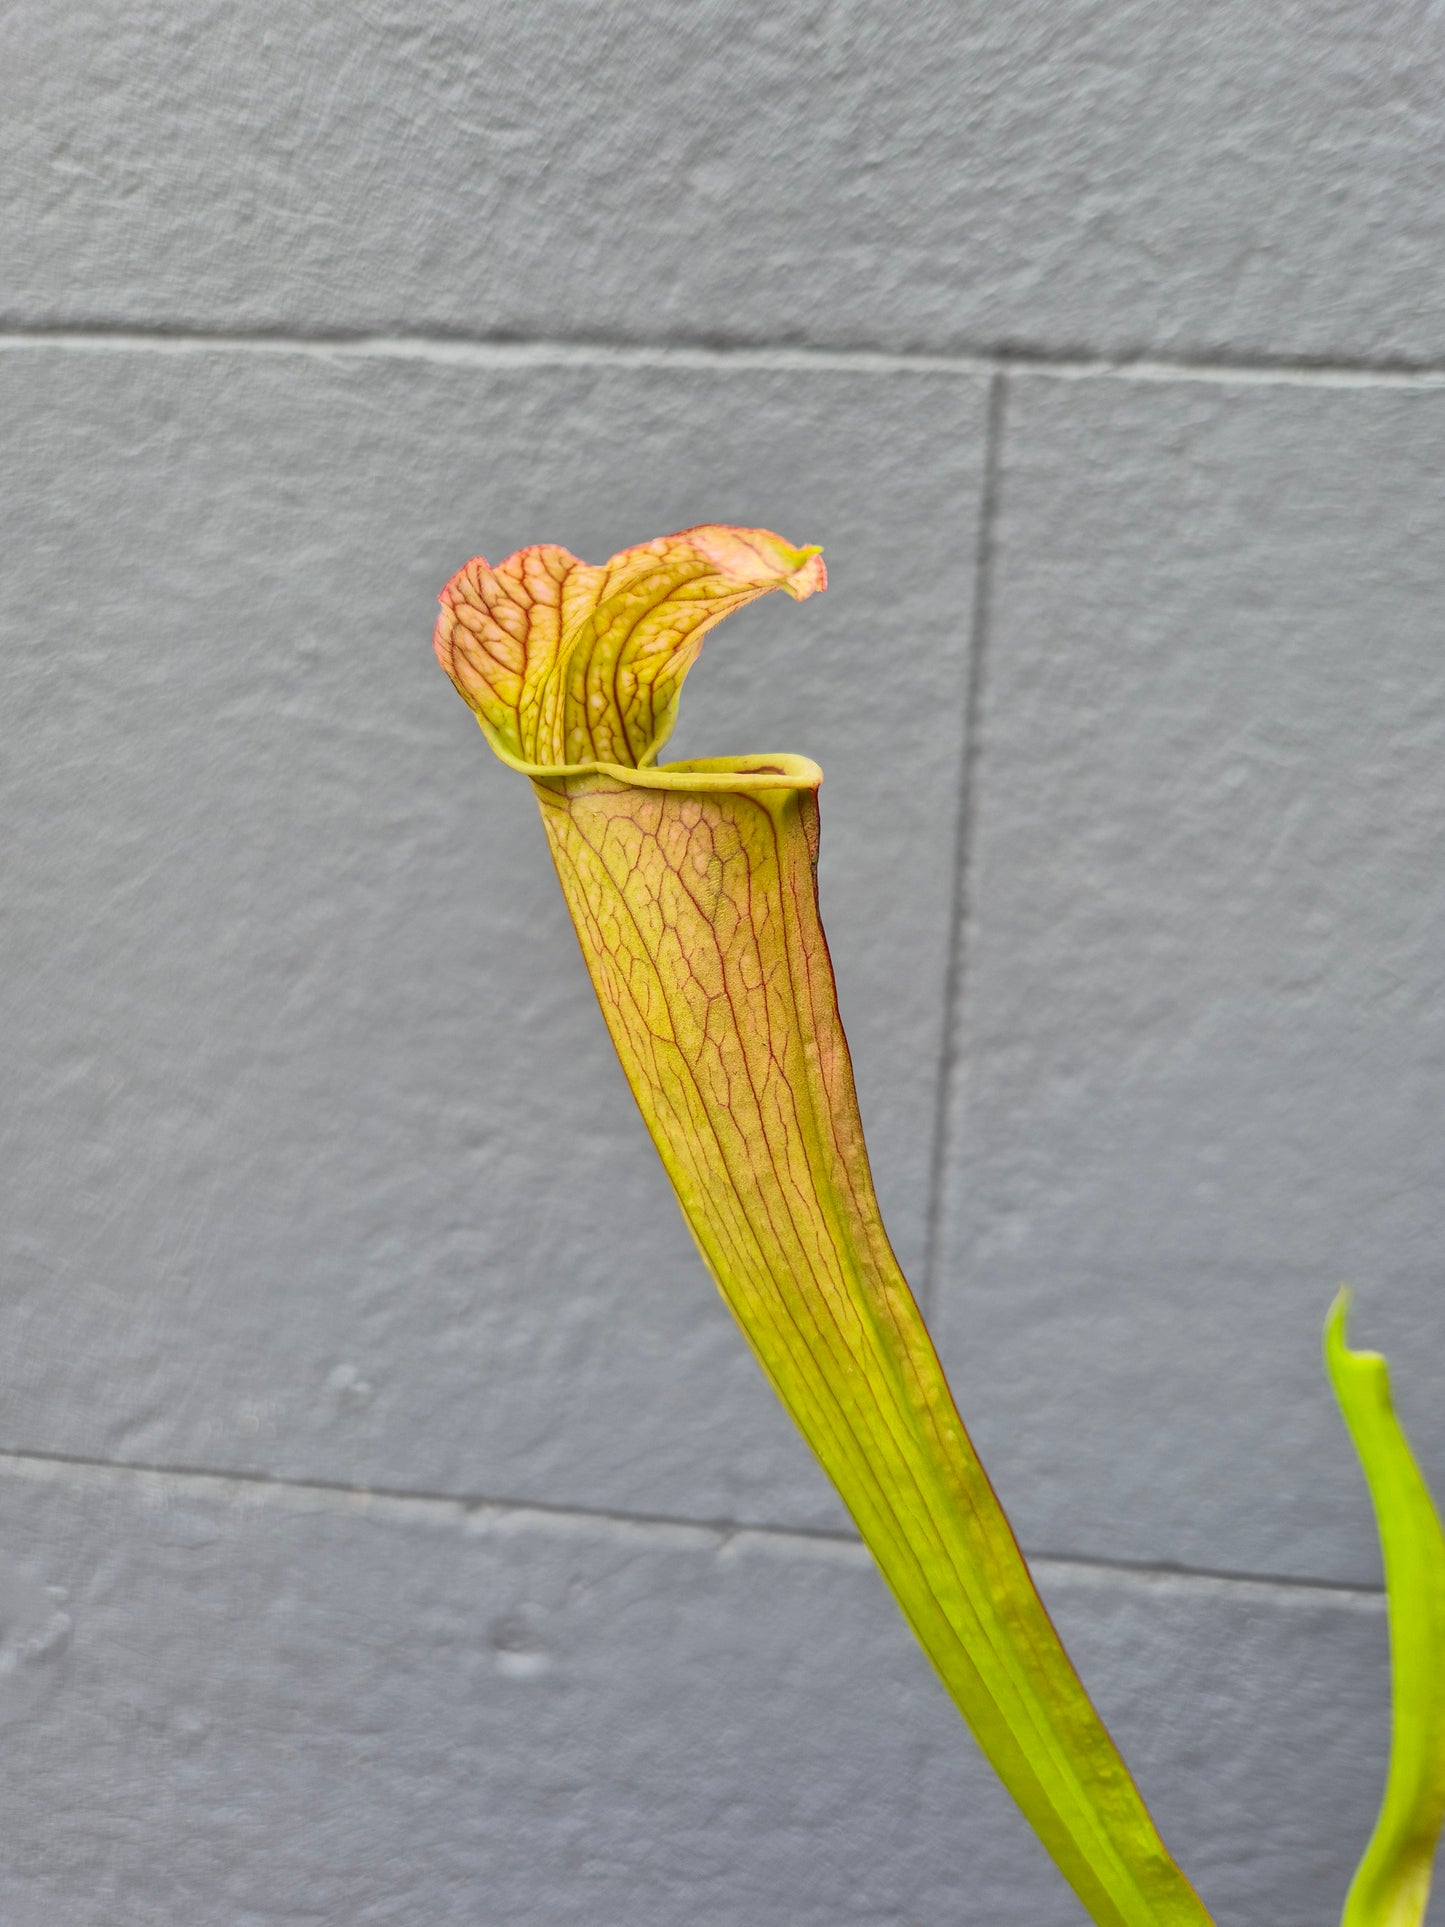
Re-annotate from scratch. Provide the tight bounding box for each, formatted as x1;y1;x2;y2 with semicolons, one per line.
435;524;1211;1927
1325;1291;1445;1927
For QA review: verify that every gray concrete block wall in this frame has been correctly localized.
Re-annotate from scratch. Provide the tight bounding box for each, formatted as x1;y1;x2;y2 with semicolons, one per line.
3;3;1442;1922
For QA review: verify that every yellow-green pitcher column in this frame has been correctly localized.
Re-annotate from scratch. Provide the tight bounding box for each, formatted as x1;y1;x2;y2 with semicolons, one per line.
435;524;1213;1927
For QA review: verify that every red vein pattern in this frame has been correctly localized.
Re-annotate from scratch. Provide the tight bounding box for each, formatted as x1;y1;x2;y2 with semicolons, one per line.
434;527;1212;1927
435;525;825;771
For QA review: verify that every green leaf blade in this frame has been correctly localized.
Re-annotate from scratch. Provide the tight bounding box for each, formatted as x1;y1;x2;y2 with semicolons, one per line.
1326;1291;1445;1927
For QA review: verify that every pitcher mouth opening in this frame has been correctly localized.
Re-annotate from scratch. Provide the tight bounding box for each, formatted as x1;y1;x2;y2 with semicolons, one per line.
515;746;824;795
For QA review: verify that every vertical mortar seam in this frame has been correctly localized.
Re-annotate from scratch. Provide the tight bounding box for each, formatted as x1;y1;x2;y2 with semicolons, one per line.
920;368;1007;1316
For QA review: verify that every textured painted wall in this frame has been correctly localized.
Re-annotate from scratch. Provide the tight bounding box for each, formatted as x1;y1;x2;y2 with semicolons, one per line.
3;3;1442;1922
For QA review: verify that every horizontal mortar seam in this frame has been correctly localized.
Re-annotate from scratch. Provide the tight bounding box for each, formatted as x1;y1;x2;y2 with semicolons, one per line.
0;1443;1385;1600
6;327;1445;390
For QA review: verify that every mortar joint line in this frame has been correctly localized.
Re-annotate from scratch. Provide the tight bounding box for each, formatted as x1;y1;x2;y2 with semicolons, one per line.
921;369;1006;1316
7;325;1445;388
0;1442;1383;1597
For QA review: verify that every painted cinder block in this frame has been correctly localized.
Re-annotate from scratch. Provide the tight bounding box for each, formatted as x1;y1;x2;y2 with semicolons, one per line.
5;1;1444;365
938;372;1445;1587
0;1457;1404;1927
0;341;983;1531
